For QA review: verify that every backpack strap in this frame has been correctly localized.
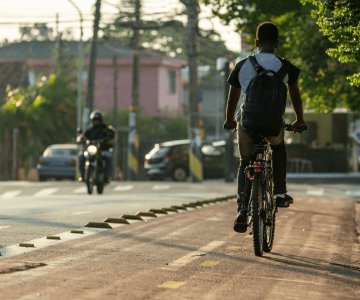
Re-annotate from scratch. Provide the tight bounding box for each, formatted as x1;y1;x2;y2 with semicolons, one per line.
248;55;264;74
276;58;289;80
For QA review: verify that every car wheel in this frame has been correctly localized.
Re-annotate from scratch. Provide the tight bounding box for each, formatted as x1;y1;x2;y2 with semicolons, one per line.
39;175;47;182
172;166;187;181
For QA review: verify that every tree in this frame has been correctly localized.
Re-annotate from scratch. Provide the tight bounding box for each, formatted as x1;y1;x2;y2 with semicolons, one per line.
0;74;77;171
202;0;360;112
102;1;233;68
302;0;360;87
19;23;55;41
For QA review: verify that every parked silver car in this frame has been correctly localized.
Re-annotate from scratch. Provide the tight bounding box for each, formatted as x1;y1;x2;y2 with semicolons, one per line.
37;144;79;181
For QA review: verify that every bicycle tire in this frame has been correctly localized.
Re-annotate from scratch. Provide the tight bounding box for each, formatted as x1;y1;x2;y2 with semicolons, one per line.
251;174;264;256
263;171;275;252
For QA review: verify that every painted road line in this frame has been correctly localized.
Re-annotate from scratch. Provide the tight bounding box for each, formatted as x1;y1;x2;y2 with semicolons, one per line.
306;188;324;196
0;226;11;230
164;240;225;270
158;281;186;289
152;185;171;191
200;260;220;267
34;188;58;197
72;211;92;215
345;190;360;198
114;185;134;192
226;246;241;251
0;190;21;199
74;186;87;194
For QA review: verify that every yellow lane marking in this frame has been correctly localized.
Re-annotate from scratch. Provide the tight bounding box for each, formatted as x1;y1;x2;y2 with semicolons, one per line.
164;240;225;270
200;260;220;267
158;281;186;289
226;246;241;251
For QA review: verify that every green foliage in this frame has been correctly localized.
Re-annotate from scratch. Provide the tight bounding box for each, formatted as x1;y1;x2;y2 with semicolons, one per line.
202;0;360;112
302;0;360;87
115;109;188;142
1;74;77;169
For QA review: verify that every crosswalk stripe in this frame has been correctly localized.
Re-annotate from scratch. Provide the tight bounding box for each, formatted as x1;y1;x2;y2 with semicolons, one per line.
34;188;58;197
0;190;21;199
74;186;87;194
152;185;170;191
114;185;134;192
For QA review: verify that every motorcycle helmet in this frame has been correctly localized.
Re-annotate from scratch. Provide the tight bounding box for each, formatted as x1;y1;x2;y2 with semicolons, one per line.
90;110;103;124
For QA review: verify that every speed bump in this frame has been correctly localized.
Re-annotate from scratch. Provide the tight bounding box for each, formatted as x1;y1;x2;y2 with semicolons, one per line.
47;235;61;240
171;205;187;210
104;217;129;224
161;207;178;213
71;229;84;234
19;243;35;248
149;209;168;214
136;212;158;218
85;222;113;229
121;214;144;221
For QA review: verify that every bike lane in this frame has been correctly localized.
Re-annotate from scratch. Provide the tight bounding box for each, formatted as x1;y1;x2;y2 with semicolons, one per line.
0;193;359;299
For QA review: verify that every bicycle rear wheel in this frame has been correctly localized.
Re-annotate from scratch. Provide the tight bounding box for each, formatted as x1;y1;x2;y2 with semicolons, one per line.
251;174;264;256
263;172;275;252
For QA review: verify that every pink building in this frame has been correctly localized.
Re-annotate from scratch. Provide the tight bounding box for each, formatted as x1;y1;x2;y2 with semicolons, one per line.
0;40;185;116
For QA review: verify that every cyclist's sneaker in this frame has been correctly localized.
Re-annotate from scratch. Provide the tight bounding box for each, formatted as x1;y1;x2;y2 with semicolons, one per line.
233;210;248;233
276;194;294;208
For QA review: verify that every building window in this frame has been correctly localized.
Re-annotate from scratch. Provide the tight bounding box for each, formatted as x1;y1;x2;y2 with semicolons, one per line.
168;70;176;94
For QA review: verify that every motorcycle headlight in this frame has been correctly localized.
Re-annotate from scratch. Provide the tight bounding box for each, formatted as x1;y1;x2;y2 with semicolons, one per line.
87;145;98;156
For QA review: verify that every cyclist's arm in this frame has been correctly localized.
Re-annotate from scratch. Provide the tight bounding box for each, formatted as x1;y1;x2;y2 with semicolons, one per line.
288;80;305;125
224;85;241;127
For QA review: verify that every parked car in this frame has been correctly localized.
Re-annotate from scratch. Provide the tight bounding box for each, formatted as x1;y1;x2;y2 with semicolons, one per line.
37;144;79;181
144;139;238;181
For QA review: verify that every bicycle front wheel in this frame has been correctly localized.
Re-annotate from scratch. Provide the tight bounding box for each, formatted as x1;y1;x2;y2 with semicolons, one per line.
251;174;264;257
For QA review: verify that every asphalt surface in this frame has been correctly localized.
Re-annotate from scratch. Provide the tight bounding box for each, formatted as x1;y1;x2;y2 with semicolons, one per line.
0;182;359;299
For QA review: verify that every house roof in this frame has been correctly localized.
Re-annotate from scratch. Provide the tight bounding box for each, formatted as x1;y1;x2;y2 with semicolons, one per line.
0;39;163;60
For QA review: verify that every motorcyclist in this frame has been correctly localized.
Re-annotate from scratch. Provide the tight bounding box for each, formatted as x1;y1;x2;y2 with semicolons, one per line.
77;110;115;183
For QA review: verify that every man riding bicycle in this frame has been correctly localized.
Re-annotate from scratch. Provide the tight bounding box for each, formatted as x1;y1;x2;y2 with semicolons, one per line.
223;22;307;233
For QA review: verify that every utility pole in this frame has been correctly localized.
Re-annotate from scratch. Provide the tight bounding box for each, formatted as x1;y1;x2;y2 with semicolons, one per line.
127;0;141;180
68;0;84;132
86;0;101;117
182;0;203;182
112;56;119;180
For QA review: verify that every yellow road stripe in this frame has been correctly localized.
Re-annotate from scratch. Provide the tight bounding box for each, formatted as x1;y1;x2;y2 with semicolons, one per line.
200;260;220;267
226;246;241;251
158;281;186;289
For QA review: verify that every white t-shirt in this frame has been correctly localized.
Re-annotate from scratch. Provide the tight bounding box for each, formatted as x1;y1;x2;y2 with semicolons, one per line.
227;52;300;121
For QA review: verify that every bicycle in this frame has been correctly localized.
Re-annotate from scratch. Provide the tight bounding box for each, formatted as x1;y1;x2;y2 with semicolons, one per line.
225;123;307;256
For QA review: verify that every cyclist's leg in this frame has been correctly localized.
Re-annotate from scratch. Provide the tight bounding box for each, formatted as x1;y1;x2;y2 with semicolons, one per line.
234;124;253;232
237;123;254;209
266;129;293;206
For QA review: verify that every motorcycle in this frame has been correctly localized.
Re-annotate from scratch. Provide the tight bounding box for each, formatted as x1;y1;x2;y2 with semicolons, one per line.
84;138;107;194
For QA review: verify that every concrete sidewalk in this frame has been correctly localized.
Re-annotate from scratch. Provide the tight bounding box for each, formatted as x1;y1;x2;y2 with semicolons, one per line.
287;172;360;183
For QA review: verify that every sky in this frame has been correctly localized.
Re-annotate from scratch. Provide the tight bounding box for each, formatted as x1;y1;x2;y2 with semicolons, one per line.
0;0;241;53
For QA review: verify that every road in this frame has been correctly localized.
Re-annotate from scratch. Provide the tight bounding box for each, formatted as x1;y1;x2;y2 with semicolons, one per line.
0;181;359;299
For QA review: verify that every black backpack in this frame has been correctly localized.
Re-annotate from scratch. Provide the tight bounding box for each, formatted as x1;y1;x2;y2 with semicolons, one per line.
241;55;288;136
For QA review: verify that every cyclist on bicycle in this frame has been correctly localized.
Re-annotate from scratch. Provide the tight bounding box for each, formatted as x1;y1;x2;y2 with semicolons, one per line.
223;22;307;233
